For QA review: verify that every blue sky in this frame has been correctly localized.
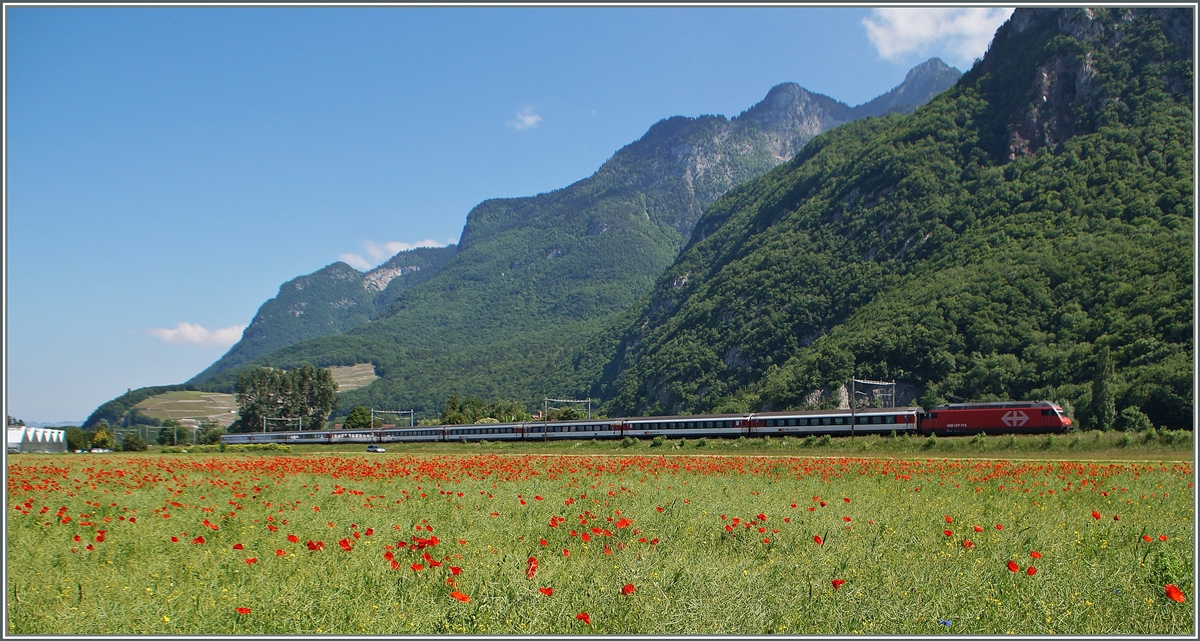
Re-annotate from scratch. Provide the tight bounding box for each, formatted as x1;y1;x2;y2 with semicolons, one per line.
5;5;1014;423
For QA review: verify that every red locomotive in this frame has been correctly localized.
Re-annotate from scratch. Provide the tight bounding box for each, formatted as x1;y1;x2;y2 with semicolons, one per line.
920;401;1072;436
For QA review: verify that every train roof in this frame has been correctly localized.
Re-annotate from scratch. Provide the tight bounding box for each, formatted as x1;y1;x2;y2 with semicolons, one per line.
753;407;923;417
622;413;749;423
930;401;1060;410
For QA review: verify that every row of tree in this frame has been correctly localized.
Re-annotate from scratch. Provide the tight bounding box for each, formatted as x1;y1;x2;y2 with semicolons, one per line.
231;365;339;433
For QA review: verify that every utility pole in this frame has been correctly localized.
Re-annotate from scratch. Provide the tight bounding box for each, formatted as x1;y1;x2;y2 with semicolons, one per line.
850;378;855;440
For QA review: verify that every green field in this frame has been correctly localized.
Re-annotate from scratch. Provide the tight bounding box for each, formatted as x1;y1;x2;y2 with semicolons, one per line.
174;429;1194;462
6;447;1193;635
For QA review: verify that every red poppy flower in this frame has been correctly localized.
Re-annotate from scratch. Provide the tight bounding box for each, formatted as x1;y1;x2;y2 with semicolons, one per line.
843;517;851;523
73;534;81;542
813;535;823;545
1159;535;1169;542
245;557;257;565
963;540;974;549
526;557;538;580
287;534;299;544
275;549;285;557
1165;584;1186;603
1091;511;1101;520
832;579;845;590
819;501;826;507
944;516;953;523
1026;566;1037;576
539;538;548;546
576;612;591;625
450;591;470;603
943;530;953;537
973;526;983;533
232;543;244;550
86;544;94;551
1007;560;1020;573
170;536;179;543
1030;551;1042;559
449;566;462;575
411;563;424;572
616;517;633;528
539;587;553;596
650;538;659;545
843;498;850;503
761;538;771;544
191;536;206;545
621;583;636;595
563;549;570;557
1142;534;1153;543
236;607;251;615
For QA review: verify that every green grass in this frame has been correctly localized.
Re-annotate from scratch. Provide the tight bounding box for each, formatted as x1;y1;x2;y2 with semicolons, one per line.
186;430;1194;461
7;451;1193;634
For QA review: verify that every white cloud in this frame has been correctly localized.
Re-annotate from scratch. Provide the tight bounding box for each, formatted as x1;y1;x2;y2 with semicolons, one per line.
340;238;454;271
507;106;543;130
863;8;1015;65
146;322;246;348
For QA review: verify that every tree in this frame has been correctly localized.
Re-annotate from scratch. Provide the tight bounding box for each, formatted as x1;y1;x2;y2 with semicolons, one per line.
344;406;373;431
65;427;88;452
1091;346;1116;432
91;421;114;450
233;365;340;433
157;419;191;446
195;420;224;445
119;433;148;452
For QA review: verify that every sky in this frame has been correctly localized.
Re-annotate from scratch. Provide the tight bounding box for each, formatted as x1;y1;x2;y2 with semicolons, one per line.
5;4;1015;424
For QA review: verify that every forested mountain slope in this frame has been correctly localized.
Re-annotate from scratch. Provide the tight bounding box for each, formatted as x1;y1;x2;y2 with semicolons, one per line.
191;245;456;383
598;7;1193;430
187;60;960;422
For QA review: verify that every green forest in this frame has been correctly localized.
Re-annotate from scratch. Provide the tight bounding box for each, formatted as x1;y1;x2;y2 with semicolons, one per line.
598;8;1192;430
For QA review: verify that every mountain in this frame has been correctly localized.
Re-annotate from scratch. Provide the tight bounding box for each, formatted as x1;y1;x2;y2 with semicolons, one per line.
191;245;456;382
596;7;1193;431
172;59;961;424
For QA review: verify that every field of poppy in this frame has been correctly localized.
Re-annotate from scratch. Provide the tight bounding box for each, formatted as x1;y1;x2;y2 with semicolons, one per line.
6;453;1194;634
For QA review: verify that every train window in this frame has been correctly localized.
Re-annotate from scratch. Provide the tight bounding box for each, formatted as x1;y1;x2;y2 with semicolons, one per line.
885;416;896;424
834;417;844;425
822;418;831;425
1041;410;1052;416
926;413;937;419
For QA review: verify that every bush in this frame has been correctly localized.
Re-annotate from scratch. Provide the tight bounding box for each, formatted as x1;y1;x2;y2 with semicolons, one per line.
1114;406;1153;432
1041;434;1057;449
804;435;816;447
1116;433;1131;447
969;432;986;447
1006;435;1018;449
1142;427;1158;444
677;438;687;448
819;434;832;447
119;433;147;452
696;438;707;448
922;434;937;450
651;436;665;447
620;437;636;448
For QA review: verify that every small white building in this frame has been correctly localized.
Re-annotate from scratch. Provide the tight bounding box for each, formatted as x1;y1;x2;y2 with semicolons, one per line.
7;426;68;454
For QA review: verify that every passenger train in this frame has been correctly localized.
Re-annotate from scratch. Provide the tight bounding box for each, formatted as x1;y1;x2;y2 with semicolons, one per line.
220;401;1071;446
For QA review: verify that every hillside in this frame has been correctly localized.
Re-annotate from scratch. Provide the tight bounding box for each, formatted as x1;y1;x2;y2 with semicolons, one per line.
182;60;961;420
597;8;1193;430
191;244;457;382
